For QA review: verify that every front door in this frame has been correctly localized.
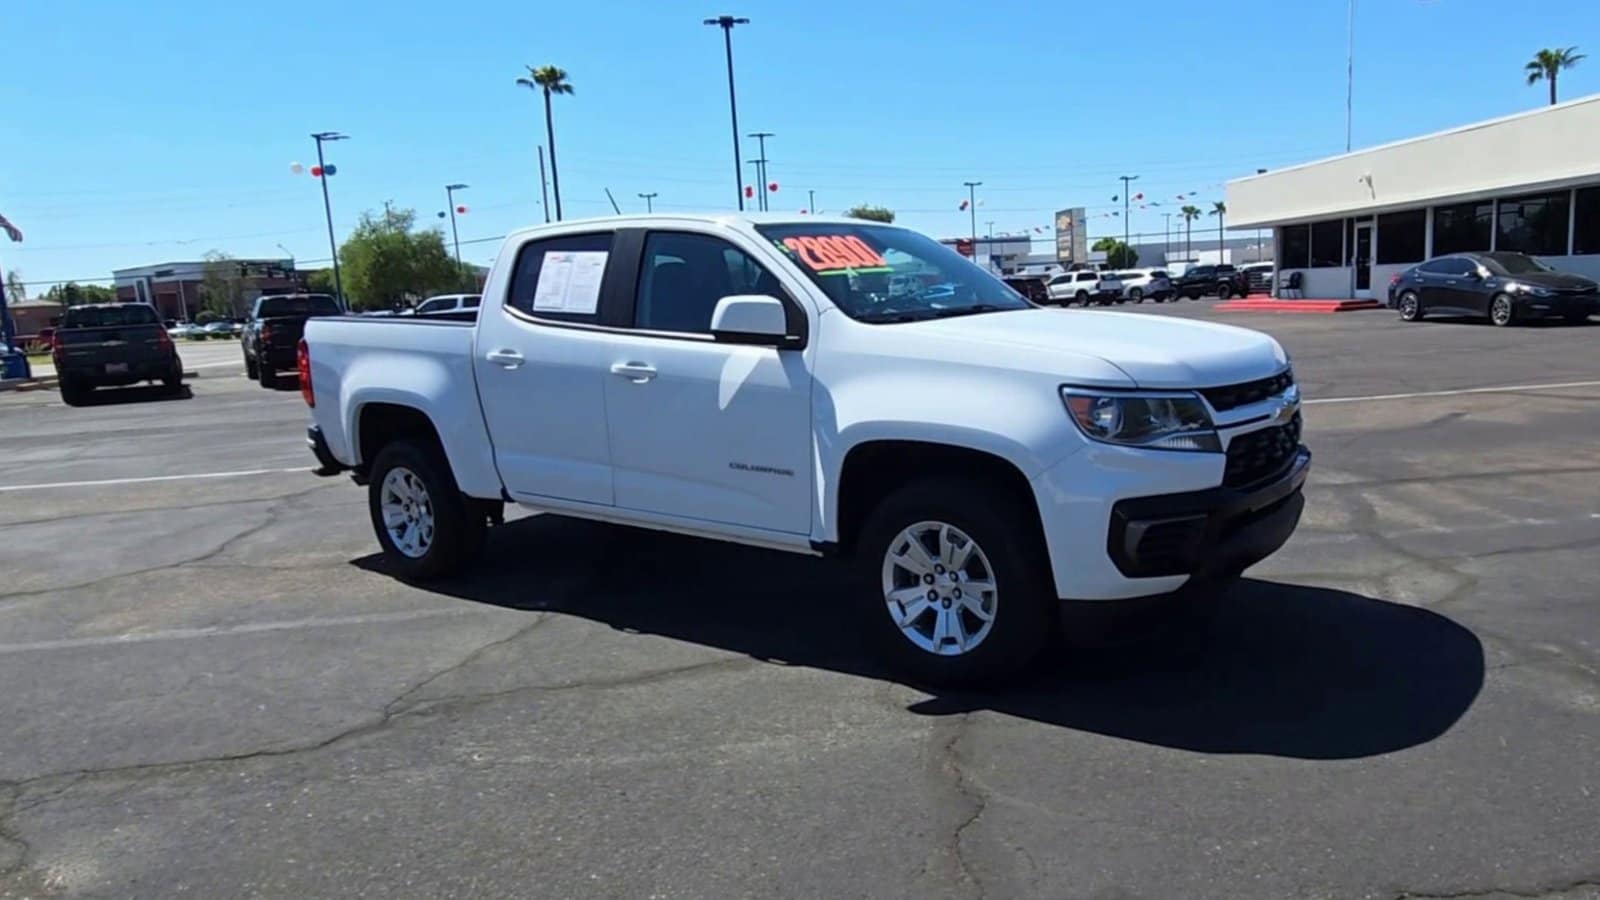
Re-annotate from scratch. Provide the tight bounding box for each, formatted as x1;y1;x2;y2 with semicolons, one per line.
602;229;813;535
473;230;619;506
1354;224;1373;296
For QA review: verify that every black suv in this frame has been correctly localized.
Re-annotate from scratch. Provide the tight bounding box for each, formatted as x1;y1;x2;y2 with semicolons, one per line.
52;304;183;405
1390;252;1597;327
1171;264;1247;300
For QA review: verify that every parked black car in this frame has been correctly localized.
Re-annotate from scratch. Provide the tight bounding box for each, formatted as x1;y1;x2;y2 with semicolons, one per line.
1171;264;1247;300
242;294;342;387
1389;252;1598;327
51;303;183;406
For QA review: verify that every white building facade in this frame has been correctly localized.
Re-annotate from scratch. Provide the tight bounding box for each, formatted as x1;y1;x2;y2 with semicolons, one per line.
1227;94;1600;299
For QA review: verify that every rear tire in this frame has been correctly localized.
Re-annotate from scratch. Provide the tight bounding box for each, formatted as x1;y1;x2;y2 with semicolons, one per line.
1074;290;1089;307
1129;288;1144;303
367;439;486;581
258;364;278;389
59;380;88;407
857;477;1054;687
244;353;258;380
1397;291;1423;322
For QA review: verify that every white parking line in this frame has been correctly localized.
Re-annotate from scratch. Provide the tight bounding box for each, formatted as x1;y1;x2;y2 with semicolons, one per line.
0;608;477;656
0;466;313;493
1306;379;1600;405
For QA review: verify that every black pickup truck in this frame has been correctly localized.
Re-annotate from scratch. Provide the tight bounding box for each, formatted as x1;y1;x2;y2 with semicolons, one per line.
242;294;342;388
1171;264;1249;300
52;304;183;406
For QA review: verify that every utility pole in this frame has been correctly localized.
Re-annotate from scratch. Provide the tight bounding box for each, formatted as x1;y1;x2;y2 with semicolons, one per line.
537;146;551;224
705;15;751;210
638;192;658;213
1118;174;1138;265
963;181;981;260
445;183;468;274
310;131;348;310
748;131;773;211
807;189;815;214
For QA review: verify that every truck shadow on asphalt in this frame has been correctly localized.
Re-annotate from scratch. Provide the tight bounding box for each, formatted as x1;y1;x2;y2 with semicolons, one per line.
356;513;1484;761
66;384;192;406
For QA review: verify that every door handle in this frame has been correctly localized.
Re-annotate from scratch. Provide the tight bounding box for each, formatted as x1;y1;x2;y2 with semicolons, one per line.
609;361;657;383
486;348;524;369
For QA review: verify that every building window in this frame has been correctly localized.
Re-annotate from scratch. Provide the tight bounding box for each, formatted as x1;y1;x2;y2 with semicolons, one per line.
1376;210;1426;264
1432;201;1494;255
1571;187;1600;255
1280;224;1310;268
1496;191;1570;256
1309;220;1343;267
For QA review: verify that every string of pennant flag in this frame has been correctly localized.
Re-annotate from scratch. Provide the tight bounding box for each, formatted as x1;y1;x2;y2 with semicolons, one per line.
963;187;1217;237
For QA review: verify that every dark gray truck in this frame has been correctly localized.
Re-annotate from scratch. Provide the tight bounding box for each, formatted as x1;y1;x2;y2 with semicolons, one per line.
51;303;183;406
241;294;342;388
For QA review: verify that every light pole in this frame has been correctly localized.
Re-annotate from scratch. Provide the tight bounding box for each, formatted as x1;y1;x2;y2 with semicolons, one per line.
748;131;773;211
705;15;751;210
1118;174;1138;265
808;189;815;214
310;131;348;310
445;183;468;276
638;192;658;213
963;181;981;259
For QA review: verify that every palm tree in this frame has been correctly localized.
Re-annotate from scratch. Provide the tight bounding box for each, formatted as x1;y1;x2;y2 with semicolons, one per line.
1209;201;1227;263
1180;205;1202;260
1525;46;1584;106
517;65;574;220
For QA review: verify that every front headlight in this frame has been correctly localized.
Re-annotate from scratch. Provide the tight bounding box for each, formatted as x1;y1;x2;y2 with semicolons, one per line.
1527;286;1554;298
1061;388;1221;452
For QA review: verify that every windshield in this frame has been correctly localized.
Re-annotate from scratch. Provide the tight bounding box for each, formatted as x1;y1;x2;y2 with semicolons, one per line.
62;305;159;328
755;223;1031;322
258;295;341;317
1481;252;1554;275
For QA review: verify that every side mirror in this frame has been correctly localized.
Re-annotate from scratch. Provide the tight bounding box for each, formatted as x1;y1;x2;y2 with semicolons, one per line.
710;295;790;346
1465;269;1484;281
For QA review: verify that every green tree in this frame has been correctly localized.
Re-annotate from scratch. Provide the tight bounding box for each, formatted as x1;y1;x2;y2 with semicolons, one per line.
844;204;895;223
1092;237;1139;269
1526;46;1584;105
43;282;118;306
338;207;461;310
1180;205;1202;260
304;268;337;295
1209;201;1227;263
200;249;246;318
516;65;574;220
4;269;23;303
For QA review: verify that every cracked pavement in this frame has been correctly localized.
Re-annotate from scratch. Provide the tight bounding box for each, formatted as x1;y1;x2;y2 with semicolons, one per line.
1;309;1597;898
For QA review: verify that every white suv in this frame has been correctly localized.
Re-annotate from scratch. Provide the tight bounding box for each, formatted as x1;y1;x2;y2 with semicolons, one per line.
1046;270;1124;306
412;294;482;317
1115;269;1174;303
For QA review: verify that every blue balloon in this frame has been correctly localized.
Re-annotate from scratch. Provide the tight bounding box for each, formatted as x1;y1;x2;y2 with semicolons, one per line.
323;164;337;176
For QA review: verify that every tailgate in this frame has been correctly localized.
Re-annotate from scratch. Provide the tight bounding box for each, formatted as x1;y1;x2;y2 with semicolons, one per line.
57;325;168;369
260;316;310;351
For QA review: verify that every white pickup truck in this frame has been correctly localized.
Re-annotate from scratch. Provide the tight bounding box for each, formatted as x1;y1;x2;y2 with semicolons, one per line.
302;214;1309;685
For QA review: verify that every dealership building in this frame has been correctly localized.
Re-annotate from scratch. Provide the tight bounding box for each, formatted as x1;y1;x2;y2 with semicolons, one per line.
1227;93;1600;299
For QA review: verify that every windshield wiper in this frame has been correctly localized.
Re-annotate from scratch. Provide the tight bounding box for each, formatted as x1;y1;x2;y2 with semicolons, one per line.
854;310;929;323
925;304;1007;319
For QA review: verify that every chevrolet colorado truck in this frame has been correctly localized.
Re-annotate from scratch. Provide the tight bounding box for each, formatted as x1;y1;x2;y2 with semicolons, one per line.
302;214;1309;685
52;303;183;405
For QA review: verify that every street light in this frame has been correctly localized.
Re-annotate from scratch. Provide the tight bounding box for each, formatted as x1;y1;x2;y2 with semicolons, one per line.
638;191;658;213
963;181;981;260
1118;174;1138;265
704;15;751;210
310;131;348;309
445;183;468;275
748;131;773;211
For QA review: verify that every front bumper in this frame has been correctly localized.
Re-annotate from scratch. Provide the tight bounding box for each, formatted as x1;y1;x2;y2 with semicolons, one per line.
1108;448;1310;579
1517;294;1598;318
60;356;180;385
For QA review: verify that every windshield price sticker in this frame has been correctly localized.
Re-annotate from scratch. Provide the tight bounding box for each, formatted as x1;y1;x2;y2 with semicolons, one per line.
782;235;891;273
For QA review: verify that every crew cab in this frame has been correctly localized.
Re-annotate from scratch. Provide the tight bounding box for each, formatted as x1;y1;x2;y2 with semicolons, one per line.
1171;264;1247;300
302;214;1309;685
242;293;342;388
52;303;183;405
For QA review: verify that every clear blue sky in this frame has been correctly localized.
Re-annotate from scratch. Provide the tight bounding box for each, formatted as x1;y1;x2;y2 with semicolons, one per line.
3;0;1593;289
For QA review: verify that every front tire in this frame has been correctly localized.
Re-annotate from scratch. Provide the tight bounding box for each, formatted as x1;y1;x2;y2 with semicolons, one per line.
858;477;1054;687
1397;291;1423;321
1217;284;1234;300
244;353;258;380
1129;288;1144;303
367;439;486;581
1490;294;1516;327
1074;290;1089;307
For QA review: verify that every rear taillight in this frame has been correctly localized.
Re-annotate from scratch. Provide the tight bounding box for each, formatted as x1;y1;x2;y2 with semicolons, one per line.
156;329;173;349
50;331;64;362
260;323;273;344
1389;273;1403;285
297;339;313;407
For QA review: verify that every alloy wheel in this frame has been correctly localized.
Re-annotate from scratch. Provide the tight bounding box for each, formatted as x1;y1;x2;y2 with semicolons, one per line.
881;521;998;656
380;466;435;558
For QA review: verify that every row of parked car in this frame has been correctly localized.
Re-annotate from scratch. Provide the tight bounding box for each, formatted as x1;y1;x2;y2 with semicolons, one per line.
1007;262;1273;307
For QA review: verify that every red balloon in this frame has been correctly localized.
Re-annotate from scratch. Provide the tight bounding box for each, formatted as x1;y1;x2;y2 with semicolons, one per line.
744;185;755;198
767;181;778;192
309;165;323;177
456;205;467;214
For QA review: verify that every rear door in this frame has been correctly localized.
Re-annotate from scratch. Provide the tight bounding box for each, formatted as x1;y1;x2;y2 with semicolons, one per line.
601;228;813;534
473;230;623;506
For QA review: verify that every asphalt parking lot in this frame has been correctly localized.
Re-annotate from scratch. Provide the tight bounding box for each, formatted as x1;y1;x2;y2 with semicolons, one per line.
2;307;1598;899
